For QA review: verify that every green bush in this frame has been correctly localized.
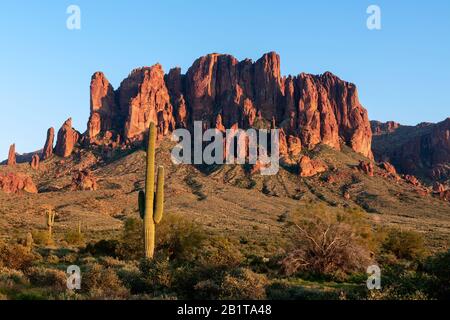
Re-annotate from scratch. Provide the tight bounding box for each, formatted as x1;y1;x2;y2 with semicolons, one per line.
382;229;426;260
422;250;450;299
0;242;35;271
27;267;67;291
64;230;85;246
84;240;119;257
156;213;206;262
219;268;268;300
115;217;143;261
82;263;129;299
31;230;50;246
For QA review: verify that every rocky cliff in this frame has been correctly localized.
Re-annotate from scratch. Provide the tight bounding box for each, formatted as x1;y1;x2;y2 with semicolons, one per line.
371;118;450;182
86;52;373;159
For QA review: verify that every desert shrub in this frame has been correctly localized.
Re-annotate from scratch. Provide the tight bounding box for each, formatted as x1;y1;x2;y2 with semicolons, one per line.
280;204;373;278
266;281;342;300
0;267;28;287
421;249;450;299
26;267;67;291
46;254;60;264
382;229;426;260
115;217;143;260
367;250;450;300
116;214;206;262
84;239;119;258
197;237;244;269
137;255;174;296
64;230;85;246
115;263;144;294
219;268;268;300
0;242;36;271
173;237;246;299
156;213;206;262
31;230;50;246
98;256;128;268
82;263;129;299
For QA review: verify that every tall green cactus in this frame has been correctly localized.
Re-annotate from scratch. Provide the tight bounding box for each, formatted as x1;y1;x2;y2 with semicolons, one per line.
139;122;165;259
46;207;56;241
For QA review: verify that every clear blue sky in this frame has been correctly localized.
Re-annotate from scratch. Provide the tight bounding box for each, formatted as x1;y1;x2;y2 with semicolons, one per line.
1;0;449;159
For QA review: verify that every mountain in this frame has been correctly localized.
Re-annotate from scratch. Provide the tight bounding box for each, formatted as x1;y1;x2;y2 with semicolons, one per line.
1;52;449;248
84;52;372;159
371;118;450;184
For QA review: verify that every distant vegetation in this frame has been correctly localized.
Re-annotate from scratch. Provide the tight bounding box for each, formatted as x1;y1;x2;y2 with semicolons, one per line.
0;202;448;300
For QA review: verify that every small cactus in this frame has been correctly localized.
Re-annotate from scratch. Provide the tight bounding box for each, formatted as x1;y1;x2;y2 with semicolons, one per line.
45;206;56;241
25;232;33;252
138;122;165;259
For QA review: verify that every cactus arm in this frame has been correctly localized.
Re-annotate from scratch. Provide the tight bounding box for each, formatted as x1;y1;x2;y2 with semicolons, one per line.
138;190;146;219
153;166;164;224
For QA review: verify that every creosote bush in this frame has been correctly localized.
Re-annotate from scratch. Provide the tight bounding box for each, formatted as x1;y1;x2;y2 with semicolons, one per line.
64;230;85;246
280;204;374;279
381;229;426;260
0;241;36;271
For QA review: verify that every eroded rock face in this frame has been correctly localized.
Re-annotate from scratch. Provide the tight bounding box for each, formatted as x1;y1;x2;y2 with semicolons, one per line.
379;161;397;176
55;118;80;158
371;121;400;135
71;169;98;191
7;144;16;166
405;175;420;186
298;155;328;177
119;65;175;140
42;127;54;160
372;118;450;182
183;53;372;158
84;52;373;160
30;154;40;170
88;72;118;139
0;173;38;194
432;182;446;194
358;160;374;177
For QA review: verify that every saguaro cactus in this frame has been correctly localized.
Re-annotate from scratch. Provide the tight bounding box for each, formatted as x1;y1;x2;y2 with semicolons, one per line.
25;232;33;253
46;207;56;241
138;122;165;259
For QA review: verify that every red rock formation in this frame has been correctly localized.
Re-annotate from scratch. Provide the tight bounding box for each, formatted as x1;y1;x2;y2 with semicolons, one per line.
358;160;374;177
71;169;98;191
379;161;397;176
30;154;40;170
371;121;400;135
55;118;80;158
298;155;328;177
7;144;16;166
83;52;372;160
183;53;372;158
288;135;302;156
119;65;175;140
88;72;118;139
372;118;449;182
42;127;54;160
405;175;420;187
432;182;446;194
0;173;38;194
